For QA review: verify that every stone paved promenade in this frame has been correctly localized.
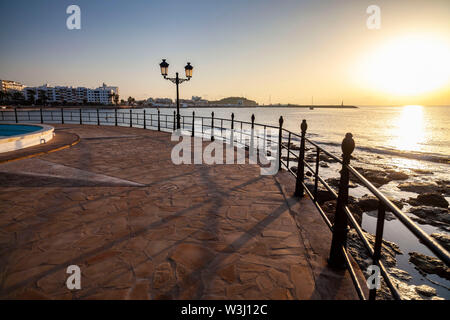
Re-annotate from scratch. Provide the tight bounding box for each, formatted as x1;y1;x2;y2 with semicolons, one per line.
0;125;362;299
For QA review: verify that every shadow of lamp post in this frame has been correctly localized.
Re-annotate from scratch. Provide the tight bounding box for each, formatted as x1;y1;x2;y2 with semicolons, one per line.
159;59;194;130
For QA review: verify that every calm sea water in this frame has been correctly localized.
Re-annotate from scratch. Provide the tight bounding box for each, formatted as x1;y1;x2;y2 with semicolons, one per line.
182;105;450;161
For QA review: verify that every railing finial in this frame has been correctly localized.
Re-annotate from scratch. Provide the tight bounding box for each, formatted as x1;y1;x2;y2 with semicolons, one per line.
301;119;307;133
342;132;355;162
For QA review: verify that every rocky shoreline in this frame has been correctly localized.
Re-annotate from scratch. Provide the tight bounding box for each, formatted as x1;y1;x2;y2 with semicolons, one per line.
285;142;450;299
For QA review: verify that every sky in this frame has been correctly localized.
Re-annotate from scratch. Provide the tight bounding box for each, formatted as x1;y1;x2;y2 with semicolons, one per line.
0;0;449;106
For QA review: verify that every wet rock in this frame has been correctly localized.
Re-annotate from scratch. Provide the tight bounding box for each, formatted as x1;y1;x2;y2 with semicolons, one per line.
352;167;411;188
409;252;450;280
408;193;448;209
414;285;436;297
430;233;450;251
412;168;434;175
398;182;448;195
319;153;338;163
281;156;297;162
281;142;300;151
408;206;450;227
304;183;335;204
386;171;409;181
321;198;363;227
377;276;440;300
388;267;412;281
352;167;390;187
326;177;358;189
347;229;402;270
356;195;404;213
347;231;443;300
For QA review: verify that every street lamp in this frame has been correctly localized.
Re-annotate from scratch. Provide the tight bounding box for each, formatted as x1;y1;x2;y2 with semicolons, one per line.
159;59;194;129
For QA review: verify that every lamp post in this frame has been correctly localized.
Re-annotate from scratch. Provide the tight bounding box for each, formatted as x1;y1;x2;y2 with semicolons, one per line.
159;59;193;129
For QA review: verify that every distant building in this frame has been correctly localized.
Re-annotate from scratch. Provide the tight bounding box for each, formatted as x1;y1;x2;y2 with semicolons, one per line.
191;96;208;105
0;80;25;92
23;83;119;105
154;98;173;105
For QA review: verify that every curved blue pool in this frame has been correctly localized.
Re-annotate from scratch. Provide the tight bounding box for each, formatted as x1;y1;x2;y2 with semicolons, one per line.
0;123;54;153
0;124;43;137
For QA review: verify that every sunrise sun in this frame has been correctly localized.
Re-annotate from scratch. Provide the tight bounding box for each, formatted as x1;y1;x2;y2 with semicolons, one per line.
362;34;450;96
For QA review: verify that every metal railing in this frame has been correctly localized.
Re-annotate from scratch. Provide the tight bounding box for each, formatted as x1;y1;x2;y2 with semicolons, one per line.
1;107;449;300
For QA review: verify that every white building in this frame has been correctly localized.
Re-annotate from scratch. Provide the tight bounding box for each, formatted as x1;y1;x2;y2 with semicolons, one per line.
23;83;119;105
0;80;25;92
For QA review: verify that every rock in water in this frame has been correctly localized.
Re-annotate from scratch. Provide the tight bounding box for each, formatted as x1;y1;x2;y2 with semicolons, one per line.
386;171;409;181
398;182;440;194
356;195;404;213
409;252;450;280
347;229;401;269
388;268;412;281
414;285;437;297
408;206;450;227
430;233;450;251
408;193;449;208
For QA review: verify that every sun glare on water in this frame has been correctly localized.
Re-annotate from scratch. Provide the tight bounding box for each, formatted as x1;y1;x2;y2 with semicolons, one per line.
362;35;450;96
389;105;425;152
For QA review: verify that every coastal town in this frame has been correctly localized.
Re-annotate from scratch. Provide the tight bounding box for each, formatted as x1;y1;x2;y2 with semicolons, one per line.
0;79;259;108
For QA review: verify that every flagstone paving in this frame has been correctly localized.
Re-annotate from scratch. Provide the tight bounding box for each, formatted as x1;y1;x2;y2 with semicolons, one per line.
0;124;363;300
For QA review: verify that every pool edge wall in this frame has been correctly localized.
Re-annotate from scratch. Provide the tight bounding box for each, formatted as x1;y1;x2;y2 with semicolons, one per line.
0;124;55;153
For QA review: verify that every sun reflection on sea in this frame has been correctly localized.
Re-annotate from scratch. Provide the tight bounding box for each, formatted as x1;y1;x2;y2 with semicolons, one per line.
388;105;425;152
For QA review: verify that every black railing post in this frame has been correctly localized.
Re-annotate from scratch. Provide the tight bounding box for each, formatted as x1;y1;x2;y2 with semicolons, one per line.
211;112;215;141
115;108;118;126
369;201;386;300
314;148;320;199
329;132;355;269
250;114;256;156
231;113;235;145
130;109;132;127
294;120;308;196
191;111;195;137
97;108;100;126
143;109;146;129
79;109;82;125
14;107;18;123
40;108;43;124
287;132;291;169
173;111;176;131
61;107;64;124
158;110;161;131
278;116;283;171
